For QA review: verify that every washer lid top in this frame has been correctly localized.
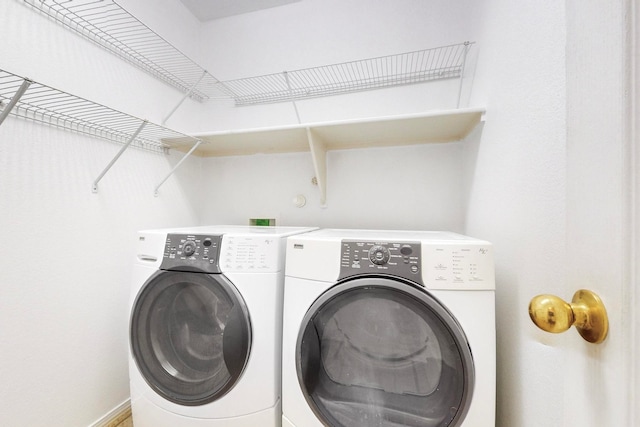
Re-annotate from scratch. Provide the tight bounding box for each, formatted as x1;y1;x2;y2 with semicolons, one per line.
140;225;318;238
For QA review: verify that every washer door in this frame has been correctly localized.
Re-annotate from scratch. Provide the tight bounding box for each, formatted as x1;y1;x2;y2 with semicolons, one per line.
131;270;251;406
297;276;474;427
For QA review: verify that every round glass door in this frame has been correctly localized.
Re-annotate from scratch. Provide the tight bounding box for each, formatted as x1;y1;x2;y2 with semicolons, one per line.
131;270;251;406
297;276;474;427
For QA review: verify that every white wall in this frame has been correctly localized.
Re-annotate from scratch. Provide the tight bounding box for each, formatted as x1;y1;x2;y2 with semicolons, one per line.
190;0;482;132
1;0;632;426
195;0;483;231
0;1;202;426
199;141;467;231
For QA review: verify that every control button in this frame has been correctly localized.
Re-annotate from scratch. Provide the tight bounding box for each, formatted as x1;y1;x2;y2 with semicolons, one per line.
183;241;197;256
400;245;413;256
369;245;390;265
203;239;212;247
410;265;419;273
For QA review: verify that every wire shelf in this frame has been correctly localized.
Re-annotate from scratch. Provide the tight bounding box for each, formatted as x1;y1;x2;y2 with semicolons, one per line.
221;42;474;106
21;0;228;102
20;1;472;107
0;69;199;153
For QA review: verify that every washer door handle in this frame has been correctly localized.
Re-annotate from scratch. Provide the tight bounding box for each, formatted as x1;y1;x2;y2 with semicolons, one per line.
528;289;608;344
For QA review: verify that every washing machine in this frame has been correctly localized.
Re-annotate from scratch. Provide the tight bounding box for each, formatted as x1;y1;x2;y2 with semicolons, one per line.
282;229;495;427
129;225;317;427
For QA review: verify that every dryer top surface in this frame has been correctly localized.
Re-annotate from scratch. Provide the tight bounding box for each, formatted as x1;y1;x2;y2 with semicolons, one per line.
289;228;489;244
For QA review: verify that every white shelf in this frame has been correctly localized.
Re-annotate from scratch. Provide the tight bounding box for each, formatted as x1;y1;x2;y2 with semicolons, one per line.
166;108;485;205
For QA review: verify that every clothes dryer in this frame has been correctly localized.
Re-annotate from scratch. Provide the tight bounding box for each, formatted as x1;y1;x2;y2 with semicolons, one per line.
282;229;495;427
129;225;316;427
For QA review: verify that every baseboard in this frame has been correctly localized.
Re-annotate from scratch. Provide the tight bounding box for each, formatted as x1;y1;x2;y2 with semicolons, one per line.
88;399;131;427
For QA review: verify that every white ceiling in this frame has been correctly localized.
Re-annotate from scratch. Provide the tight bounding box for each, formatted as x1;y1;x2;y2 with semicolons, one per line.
179;0;301;21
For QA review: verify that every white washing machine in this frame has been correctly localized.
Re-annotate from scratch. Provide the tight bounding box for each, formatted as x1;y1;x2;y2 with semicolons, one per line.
282;229;495;427
129;225;317;427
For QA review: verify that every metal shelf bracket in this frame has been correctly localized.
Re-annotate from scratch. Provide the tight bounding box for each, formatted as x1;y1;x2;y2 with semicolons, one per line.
0;78;32;126
154;139;203;197
162;70;208;126
92;120;148;193
456;41;472;108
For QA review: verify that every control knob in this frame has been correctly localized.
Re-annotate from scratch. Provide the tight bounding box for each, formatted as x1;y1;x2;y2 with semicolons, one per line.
369;245;390;265
182;241;197;257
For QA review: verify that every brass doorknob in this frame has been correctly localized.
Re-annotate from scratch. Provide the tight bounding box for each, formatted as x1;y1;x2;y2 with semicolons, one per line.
528;289;608;344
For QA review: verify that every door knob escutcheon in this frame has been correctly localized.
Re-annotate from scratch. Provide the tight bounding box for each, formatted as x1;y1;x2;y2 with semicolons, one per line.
528;289;608;344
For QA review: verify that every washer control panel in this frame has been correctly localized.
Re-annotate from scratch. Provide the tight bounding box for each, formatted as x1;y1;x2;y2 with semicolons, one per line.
338;240;423;285
160;234;222;273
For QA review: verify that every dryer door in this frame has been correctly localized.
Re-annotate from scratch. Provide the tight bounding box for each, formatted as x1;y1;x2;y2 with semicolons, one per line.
130;270;251;406
297;276;474;427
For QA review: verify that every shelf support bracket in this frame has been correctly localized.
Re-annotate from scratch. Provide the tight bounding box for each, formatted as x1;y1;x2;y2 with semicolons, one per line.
92;120;147;193
162;70;208;126
456;41;471;108
307;128;327;207
283;71;302;124
0;78;32;126
154;139;203;197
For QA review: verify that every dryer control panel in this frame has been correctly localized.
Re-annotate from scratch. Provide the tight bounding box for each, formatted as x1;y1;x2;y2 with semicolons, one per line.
160;234;222;273
339;240;423;285
421;243;494;290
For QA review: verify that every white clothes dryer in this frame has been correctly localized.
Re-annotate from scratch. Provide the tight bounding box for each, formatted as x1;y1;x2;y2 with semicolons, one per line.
129;225;316;427
282;229;495;427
